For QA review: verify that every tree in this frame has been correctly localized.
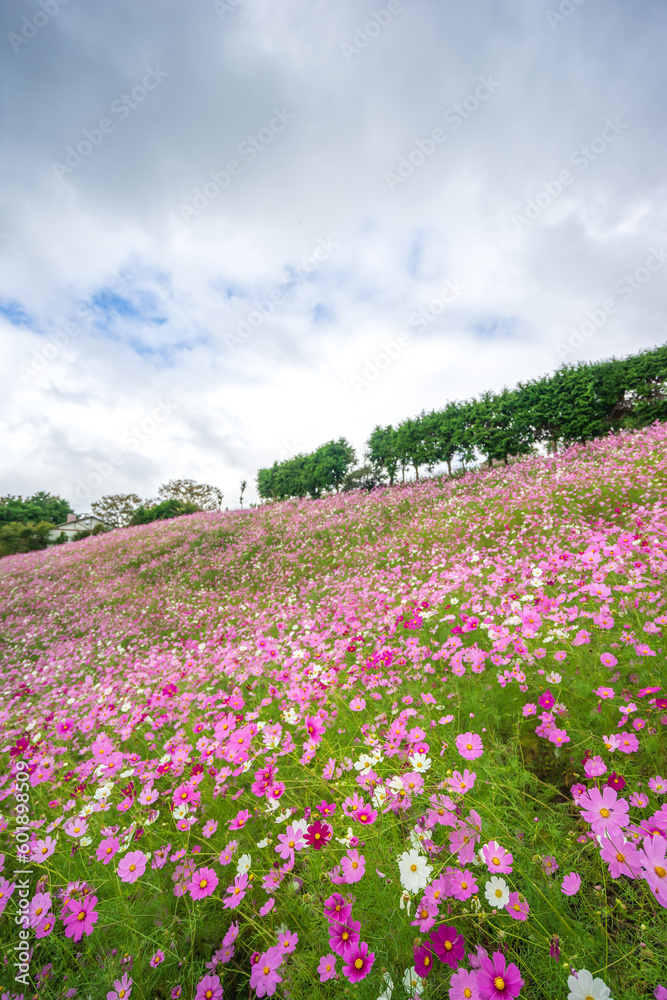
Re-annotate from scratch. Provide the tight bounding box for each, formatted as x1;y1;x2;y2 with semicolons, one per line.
129;499;200;526
396;417;431;480
423;402;476;476
239;480;247;508
0;521;55;557
310;439;356;494
91;494;142;528
471;388;534;466
0;492;74;526
156;479;224;511
366;425;399;485
341;465;383;492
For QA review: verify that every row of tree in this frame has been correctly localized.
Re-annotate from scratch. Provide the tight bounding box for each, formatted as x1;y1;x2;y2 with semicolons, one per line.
0;479;226;557
257;344;667;497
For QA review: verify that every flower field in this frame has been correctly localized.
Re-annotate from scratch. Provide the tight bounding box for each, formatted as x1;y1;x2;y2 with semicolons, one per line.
1;424;667;1000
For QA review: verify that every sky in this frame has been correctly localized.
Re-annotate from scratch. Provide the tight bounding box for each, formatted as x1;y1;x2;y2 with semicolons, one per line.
1;0;666;510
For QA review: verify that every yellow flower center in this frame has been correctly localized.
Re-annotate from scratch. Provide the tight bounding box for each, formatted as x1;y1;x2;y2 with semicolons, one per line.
262;967;270;976
464;991;472;999
315;833;321;840
424;957;431;967
492;857;500;865
466;743;473;750
599;807;610;818
77;912;85;921
495;977;505;990
461;881;468;890
444;940;452;951
352;861;358;869
129;864;136;872
410;864;417;872
199;879;207;889
495;888;503;898
655;866;666;879
354;959;363;970
288;840;295;848
342;931;349;940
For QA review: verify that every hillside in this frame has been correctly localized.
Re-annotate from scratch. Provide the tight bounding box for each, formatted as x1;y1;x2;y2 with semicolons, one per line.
1;423;667;999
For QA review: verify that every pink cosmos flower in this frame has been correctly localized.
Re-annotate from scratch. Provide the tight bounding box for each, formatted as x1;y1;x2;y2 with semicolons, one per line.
117;851;147;883
341;849;365;883
617;732;639;754
318;954;337;982
448;769;477;794
584;756;607;778
223;873;248;909
329;917;361;959
448;869;478;901
64;817;88;838
649;777;667;795
28;891;51;928
189;867;219;900
30;836;57;863
638;834;667;904
477;950;524;999
149;950;165;968
106;972;133;1000
349;697;366;712
275;825;305;860
548;728;570;746
97;836;121;865
560;872;581;895
250;947;283;997
630;792;649;808
430;923;464;969
600;653;618;667
411;897;438;932
481;842;514;874
578;786;630;838
505;892;529;920
202;820;218;838
277;929;298;955
455;732;484;760
194;974;224;1000
599;836;641;879
449;968;479;999
229;808;251;830
63;894;99;943
35;913;56;938
259;898;275;916
341;941;375;983
522;703;536;717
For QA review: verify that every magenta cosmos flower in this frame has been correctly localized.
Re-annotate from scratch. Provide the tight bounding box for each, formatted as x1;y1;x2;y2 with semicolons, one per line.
304;820;332;849
342;941;375;983
117;851;147;883
194;974;224;1000
63;894;99;943
250;947;283;997
328;916;361;959
477;950;524;999
323;893;352;922
481;842;514;874
223;873;248;909
506;892;529;920
449;868;478;901
430;924;465;969
413;941;434;979
578;786;629;838
456;732;484;760
97;836;120;865
189;867;219;900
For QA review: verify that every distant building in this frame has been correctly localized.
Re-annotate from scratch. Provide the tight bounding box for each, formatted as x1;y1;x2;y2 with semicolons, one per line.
48;513;113;543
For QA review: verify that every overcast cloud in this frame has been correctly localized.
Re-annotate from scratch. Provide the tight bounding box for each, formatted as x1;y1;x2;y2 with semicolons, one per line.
1;0;666;508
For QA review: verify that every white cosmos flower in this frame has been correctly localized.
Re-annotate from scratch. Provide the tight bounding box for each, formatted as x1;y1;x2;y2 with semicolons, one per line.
354;754;375;774
397;850;432;893
80;836;92;846
335;826;355;847
402;967;424;997
173;804;189;820
257;837;271;849
388;776;403;793
377;971;394;1000
273;808;292;824
372;786;389;809
408;754;431;772
546;671;562;684
485;876;510;909
567;970;613;1000
236;853;252;874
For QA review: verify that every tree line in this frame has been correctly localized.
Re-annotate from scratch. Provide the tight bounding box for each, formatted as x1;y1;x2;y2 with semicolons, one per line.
256;344;667;498
0;479;225;557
